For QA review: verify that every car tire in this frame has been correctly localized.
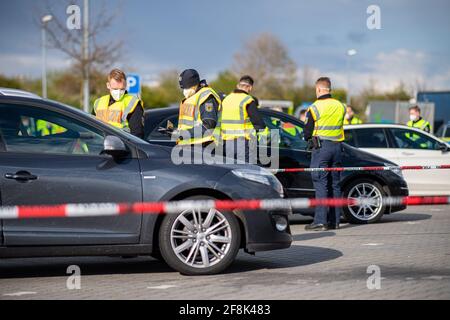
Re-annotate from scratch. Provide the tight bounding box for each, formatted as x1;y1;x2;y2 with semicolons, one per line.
159;196;241;275
342;179;387;224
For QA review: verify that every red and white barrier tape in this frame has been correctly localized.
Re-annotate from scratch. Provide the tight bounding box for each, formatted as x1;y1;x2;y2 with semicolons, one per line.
1;196;449;220
270;164;450;174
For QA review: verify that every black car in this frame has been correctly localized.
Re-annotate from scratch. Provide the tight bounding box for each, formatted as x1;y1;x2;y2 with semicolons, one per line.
0;90;291;275
145;107;409;224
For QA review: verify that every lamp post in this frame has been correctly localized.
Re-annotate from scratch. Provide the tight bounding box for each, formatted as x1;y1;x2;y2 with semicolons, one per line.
41;14;53;99
82;0;90;113
346;49;357;105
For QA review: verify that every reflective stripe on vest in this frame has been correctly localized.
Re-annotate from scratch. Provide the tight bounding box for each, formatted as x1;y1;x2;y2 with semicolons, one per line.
308;98;345;142
93;94;141;129
220;92;255;141
177;87;221;145
407;119;430;131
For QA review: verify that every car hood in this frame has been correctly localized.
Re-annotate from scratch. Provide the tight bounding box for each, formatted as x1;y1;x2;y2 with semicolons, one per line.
135;141;266;172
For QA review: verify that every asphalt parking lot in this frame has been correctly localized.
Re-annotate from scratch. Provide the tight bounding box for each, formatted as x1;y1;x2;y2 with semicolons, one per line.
1;205;449;300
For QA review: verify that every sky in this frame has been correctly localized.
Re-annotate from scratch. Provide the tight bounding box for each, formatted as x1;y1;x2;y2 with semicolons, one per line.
1;0;450;94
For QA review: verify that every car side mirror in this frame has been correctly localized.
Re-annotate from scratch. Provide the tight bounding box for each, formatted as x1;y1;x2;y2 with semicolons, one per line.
101;135;129;157
439;143;450;152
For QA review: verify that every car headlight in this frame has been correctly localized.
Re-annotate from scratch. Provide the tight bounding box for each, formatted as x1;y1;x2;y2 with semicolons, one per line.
385;163;403;179
232;168;284;197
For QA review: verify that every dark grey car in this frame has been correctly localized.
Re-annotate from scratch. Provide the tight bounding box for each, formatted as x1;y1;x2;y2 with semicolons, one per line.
0;93;291;275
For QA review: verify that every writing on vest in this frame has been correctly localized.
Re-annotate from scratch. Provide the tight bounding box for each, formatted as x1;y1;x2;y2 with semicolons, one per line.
177;87;221;145
93;94;141;130
308;98;346;142
220;92;255;141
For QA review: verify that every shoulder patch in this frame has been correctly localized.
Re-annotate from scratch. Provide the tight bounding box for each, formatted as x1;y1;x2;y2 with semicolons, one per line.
205;102;214;112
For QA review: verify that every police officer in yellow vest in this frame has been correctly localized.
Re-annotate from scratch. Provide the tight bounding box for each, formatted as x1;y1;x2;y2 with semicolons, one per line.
406;105;432;148
344;105;363;125
220;75;267;163
176;69;221;147
304;77;346;231
36;120;66;136
93;68;145;138
407;105;431;133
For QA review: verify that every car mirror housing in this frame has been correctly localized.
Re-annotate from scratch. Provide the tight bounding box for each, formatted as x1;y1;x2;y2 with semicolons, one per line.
101;135;129;157
439;143;450;152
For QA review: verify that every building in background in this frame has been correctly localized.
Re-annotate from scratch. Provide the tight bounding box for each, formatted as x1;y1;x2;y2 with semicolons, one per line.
417;91;450;134
365;101;435;133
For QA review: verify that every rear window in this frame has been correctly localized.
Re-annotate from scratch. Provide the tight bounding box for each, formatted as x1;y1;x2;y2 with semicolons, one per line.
352;128;389;148
148;115;178;141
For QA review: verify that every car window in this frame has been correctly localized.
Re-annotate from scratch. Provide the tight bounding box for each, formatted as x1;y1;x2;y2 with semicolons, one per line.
263;114;307;150
391;128;440;150
352;128;389;148
344;129;357;147
435;125;444;137
435;124;450;139
0;103;105;156
148;115;178;141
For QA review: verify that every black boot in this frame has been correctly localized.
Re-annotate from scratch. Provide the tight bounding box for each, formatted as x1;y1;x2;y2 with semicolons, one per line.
305;223;328;231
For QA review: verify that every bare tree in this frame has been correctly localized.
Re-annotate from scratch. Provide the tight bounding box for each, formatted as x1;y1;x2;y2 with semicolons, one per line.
37;0;124;109
232;33;297;99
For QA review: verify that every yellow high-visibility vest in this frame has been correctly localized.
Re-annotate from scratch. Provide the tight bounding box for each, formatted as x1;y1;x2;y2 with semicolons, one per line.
344;116;363;125
406;118;431;147
308;98;346;142
407;118;431;132
93;94;142;130
220;92;256;141
36;120;67;136
177;87;221;145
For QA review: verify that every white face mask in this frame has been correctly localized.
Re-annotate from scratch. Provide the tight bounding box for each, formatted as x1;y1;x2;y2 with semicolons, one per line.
409;114;418;122
183;88;196;99
111;89;125;101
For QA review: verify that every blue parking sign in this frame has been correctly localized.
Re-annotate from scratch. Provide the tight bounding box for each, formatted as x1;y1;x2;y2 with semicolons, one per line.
126;74;141;96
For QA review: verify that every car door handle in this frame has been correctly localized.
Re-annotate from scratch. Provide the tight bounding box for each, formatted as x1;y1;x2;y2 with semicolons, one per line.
401;152;415;156
5;171;38;181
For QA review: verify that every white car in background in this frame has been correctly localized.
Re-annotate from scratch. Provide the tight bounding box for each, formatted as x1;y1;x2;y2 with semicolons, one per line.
435;121;450;145
344;124;450;196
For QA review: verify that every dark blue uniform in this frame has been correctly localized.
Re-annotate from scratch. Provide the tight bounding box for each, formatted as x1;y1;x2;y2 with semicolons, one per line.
304;93;344;227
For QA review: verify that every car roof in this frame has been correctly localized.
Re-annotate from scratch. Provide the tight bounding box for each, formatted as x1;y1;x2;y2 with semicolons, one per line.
145;106;304;123
345;123;449;143
0;87;42;99
145;106;178;115
343;123;415;129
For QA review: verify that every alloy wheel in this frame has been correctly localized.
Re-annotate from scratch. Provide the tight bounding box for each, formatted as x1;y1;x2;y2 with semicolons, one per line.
347;182;383;221
170;208;233;268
